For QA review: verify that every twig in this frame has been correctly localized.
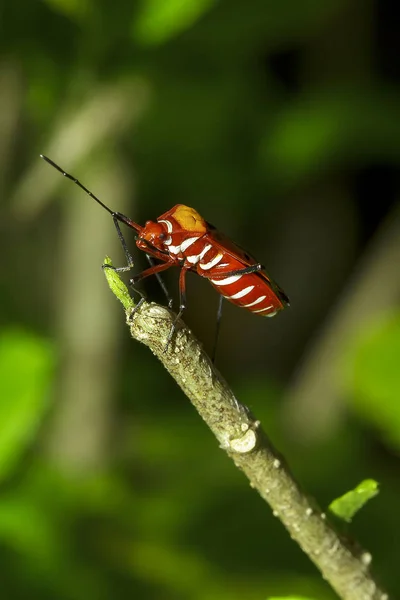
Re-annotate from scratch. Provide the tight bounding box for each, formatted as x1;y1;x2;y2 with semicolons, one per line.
104;258;388;600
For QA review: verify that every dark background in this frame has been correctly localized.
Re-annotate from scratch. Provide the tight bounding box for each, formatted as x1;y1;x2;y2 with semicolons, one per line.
0;0;399;598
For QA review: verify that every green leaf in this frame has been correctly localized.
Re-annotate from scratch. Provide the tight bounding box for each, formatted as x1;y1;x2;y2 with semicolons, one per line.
133;0;216;46
0;328;55;481
343;312;400;448
103;257;135;311
329;479;379;523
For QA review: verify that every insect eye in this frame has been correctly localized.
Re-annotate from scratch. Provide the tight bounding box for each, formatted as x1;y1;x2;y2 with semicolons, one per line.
159;232;166;241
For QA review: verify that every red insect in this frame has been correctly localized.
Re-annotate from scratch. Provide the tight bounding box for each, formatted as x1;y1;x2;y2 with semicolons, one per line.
134;204;289;316
41;156;289;352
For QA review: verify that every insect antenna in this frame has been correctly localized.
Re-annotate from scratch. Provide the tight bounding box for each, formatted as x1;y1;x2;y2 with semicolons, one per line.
40;154;142;233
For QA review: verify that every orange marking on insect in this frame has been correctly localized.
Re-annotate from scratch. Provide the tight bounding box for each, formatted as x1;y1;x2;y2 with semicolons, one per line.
171;205;207;233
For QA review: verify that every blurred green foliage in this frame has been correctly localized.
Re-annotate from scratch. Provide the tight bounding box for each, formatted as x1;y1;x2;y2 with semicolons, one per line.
345;312;400;447
0;329;55;481
1;0;400;598
268;597;317;600
133;0;216;45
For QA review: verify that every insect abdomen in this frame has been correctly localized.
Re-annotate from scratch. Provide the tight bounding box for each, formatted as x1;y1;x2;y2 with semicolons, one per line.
210;270;282;316
163;231;288;317
196;247;286;316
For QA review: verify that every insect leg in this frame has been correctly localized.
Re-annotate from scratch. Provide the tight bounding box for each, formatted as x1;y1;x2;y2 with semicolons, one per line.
128;261;175;316
102;216;135;274
164;266;188;352
212;294;224;364
208;263;263;279
129;261;174;286
146;254;173;308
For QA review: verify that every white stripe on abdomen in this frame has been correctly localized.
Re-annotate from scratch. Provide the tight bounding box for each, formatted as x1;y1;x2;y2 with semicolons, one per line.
252;305;273;313
243;295;266;308
229;286;254;299
211;275;242;286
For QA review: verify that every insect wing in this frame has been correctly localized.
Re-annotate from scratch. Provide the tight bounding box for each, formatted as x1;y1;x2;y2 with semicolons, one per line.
204;223;290;307
205;222;258;266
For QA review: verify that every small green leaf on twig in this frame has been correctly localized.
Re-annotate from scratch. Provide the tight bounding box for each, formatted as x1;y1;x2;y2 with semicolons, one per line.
329;479;379;523
103;257;135;311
